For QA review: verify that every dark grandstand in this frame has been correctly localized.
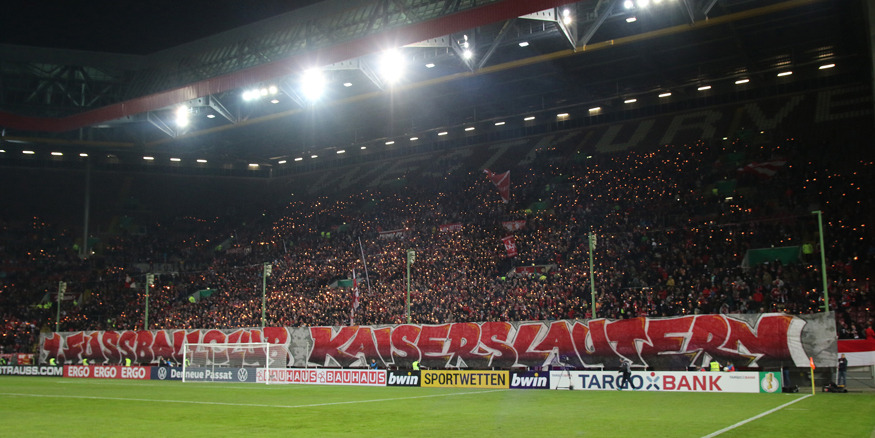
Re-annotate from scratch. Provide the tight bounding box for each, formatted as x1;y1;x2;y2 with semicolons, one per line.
0;0;872;366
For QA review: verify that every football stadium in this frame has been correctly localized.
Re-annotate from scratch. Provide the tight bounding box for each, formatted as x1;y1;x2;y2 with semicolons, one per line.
1;0;874;436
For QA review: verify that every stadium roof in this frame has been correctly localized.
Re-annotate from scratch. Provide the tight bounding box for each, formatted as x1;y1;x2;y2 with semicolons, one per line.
0;0;868;175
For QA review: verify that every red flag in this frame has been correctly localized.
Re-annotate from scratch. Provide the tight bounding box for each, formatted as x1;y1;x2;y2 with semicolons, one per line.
502;235;518;257
484;169;510;203
350;269;360;325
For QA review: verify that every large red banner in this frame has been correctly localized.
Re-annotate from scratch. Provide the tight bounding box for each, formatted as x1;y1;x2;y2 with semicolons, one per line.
40;313;836;370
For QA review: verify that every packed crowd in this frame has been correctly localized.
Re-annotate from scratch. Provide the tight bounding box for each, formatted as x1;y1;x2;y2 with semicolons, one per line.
0;133;872;354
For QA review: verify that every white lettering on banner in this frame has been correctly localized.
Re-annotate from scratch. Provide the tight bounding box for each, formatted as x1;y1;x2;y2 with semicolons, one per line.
388;374;419;385
511;374;547;387
121;367;147;379
66;366;91;378
258;368;387;386
0;366;64;376
93;366;117;379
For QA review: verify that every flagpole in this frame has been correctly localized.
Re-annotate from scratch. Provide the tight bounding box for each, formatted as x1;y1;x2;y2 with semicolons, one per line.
589;232;597;318
406;250;415;323
812;210;829;312
358;237;372;294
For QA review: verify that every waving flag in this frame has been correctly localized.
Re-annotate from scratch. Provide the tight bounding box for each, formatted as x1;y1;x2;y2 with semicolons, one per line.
484;169;511;203
350;269;360;325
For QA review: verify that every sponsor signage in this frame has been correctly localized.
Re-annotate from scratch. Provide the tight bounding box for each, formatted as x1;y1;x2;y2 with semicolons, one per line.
509;371;550;389
257;368;386;386
550;370;782;393
0;365;63;377
386;370;420;387
421;370;509;388
64;365;150;380
151;367;256;383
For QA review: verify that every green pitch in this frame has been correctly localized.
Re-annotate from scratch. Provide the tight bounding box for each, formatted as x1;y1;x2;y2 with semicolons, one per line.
1;377;872;437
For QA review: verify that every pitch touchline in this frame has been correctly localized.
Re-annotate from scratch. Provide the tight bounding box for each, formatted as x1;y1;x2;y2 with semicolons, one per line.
0;389;507;409
700;394;812;438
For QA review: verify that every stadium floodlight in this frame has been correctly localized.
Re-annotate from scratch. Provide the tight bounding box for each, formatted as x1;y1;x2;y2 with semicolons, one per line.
589;107;601;113
465;127;475;131
337;150;346;154
425;63;435;68
270;99;279;104
386;140;395;145
626;16;637;23
343;82;353;87
248;163;259;168
23;150;34;154
557;113;569;118
819;63;835;70
410;137;419;141
735;78;750;85
495;121;506;126
51;152;63;156
170;158;181;162
268;85;278;95
623;0;634;8
380;49;406;84
777;71;793;77
562;9;572;25
196;159;207;163
624;98;637;104
637;0;649;8
79;153;88;157
143;156;154;161
524;116;535;121
278;160;287;164
462;49;473;60
206;114;216;118
294;157;304;161
301;68;326;101
175;106;190;127
360;146;367;150
518;41;529;47
658;92;672;98
311;154;318;159
438;131;448;136
697;85;712;91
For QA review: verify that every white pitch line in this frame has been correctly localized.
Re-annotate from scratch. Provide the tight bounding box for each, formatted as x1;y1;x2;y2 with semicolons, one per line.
0;389;507;409
701;394;812;438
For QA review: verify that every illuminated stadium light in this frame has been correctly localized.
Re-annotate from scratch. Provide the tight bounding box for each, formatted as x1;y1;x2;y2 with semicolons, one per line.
425;63;435;68
518;41;529;47
294;157;304;161
337;150;346;154
385;140;395;145
495;121;506;126
380;50;406;84
410;137;419;141
170;158;181;162
343;82;353;87
278;160;287;164
465;127;475;131
624;98;637;104
557;113;569;118
562;9;572;25
735;78;750;85
241;90;254;101
626;17;637;23
248;163;259;168
310;155;318;159
270;99;279;104
588;107;601;113
196;159;207;163
79;153;88;157
777;71;793;77
462;49;473;60
658;92;672;98
301;69;326;101
22;150;35;154
143;156;154;161
175;106;190;127
438;131;448;136
206;114;216;118
623;0;634;9
697;85;712;91
51;152;63;156
0;149;5;153
268;85;278;95
524;116;535;121
819;63;835;70
636;0;649;8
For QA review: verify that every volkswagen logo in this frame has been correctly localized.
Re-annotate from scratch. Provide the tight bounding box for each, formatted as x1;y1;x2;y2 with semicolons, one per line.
158;367;167;380
237;368;249;382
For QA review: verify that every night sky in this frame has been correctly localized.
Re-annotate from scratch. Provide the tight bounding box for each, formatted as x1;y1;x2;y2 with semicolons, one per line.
1;0;323;54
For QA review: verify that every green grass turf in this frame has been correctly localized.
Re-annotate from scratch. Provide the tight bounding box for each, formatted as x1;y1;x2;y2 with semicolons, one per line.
1;376;873;437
